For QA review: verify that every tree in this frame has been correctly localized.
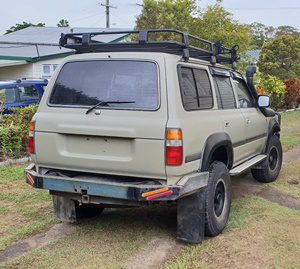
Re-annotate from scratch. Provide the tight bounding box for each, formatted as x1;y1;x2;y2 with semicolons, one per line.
135;0;250;53
5;21;45;34
283;78;300;108
258;35;300;80
258;75;286;110
249;22;275;48
135;0;198;33
275;25;300;37
57;19;70;27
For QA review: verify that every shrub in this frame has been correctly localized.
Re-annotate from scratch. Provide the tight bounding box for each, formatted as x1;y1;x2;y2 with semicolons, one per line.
283;78;300;108
257;75;286;110
0;105;38;160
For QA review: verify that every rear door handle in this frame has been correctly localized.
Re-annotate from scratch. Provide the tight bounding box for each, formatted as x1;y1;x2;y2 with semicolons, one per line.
225;121;230;127
246;119;251;124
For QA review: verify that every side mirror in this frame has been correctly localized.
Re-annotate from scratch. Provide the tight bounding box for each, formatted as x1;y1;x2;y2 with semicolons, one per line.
258;95;270;108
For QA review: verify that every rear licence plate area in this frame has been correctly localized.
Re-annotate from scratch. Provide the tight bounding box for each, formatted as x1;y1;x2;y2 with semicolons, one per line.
61;134;132;159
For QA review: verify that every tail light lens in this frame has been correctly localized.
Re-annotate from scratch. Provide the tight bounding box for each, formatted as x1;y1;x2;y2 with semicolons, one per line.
166;129;183;166
28;121;35;154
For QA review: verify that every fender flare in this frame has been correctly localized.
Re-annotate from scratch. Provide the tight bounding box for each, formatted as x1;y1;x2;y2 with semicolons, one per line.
200;133;234;172
264;118;281;152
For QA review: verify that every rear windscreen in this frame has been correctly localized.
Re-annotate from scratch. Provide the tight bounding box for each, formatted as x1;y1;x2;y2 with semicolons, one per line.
49;61;159;110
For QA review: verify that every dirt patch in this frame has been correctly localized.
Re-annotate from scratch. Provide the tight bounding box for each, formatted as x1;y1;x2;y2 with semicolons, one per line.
125;236;183;269
282;145;300;164
258;188;300;210
0;223;76;263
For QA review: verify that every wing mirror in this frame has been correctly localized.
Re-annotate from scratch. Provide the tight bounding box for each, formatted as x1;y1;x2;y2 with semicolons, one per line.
258;95;270;108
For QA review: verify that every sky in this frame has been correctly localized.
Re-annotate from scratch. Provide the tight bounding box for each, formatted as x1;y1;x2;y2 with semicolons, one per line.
0;0;299;35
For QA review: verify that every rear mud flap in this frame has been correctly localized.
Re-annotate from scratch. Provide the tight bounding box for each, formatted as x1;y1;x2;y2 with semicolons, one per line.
177;188;206;244
52;195;77;223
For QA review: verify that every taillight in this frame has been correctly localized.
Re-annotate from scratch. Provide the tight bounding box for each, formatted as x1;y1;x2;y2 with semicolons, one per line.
166;128;183;166
28;121;35;154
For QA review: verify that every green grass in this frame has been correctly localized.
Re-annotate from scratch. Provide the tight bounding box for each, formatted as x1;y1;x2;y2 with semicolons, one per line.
1;207;176;269
270;159;300;199
280;110;300;152
164;196;300;269
0;166;57;250
281;110;300;129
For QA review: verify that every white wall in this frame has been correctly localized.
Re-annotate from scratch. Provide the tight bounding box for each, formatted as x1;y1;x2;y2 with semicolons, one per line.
32;58;64;79
0;57;64;80
0;63;34;79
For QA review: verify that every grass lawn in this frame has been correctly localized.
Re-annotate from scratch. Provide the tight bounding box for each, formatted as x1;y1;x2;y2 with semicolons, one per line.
164;196;300;269
270;158;300;199
281;110;300;152
1;207;176;269
0;166;57;251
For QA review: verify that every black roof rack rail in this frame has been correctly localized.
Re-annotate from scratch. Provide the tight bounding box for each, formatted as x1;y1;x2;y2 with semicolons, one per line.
59;29;239;68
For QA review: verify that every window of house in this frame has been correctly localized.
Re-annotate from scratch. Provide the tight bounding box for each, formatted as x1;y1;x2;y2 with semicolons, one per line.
213;76;236;109
179;67;213;110
42;64;59;77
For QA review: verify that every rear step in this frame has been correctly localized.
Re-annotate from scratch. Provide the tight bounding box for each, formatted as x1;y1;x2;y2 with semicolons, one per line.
230;154;267;176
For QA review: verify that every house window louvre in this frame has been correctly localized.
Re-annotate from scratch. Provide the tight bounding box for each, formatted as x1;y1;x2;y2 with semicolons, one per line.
42;64;58;77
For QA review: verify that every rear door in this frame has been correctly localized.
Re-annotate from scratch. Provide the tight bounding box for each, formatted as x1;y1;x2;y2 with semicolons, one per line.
35;57;168;179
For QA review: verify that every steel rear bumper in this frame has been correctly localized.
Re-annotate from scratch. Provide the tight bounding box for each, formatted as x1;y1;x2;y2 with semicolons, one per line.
25;164;208;204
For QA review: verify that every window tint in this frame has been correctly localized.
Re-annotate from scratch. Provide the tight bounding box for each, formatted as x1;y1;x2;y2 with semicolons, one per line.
193;69;213;109
213;76;236;109
49;61;158;110
18;86;40;102
0;88;17;103
180;67;213;110
232;79;253;108
180;68;198;110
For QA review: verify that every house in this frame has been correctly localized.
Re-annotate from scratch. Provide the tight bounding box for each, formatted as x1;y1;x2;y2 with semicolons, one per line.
0;27;129;79
245;49;261;64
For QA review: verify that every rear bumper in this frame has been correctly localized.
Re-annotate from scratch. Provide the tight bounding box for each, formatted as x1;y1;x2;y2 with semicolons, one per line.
25;164;208;205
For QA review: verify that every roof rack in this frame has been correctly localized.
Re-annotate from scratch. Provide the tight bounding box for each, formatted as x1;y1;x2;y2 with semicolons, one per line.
59;29;239;68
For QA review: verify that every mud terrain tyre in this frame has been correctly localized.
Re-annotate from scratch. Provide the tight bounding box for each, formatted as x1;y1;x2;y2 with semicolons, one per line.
251;135;282;183
205;161;231;237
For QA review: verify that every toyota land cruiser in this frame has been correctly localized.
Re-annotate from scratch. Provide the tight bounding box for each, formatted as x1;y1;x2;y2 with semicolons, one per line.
25;30;282;244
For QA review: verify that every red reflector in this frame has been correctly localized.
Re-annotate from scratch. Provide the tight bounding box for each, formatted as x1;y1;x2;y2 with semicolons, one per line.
166;146;183;166
28;137;35;154
146;190;174;201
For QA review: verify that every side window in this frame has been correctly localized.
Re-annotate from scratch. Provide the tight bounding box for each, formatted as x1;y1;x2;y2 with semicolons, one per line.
0;88;17;104
213;76;236;109
179;67;213;110
232;78;254;108
18;86;40;102
193;69;213;109
180;68;198;110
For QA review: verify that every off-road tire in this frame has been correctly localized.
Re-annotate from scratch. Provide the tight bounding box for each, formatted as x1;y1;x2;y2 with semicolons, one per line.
251;135;282;183
205;161;232;237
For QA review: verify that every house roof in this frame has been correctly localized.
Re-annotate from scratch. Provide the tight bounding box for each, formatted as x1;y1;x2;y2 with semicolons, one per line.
246;49;261;62
0;27;130;62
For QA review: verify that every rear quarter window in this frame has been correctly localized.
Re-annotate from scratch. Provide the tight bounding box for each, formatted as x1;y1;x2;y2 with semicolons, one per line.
49;60;159;110
179;67;213;111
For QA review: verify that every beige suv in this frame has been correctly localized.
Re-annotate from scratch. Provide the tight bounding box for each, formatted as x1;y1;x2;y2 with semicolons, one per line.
25;30;282;244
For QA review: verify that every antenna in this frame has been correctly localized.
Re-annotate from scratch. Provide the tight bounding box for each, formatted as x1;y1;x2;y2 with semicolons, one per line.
100;0;117;28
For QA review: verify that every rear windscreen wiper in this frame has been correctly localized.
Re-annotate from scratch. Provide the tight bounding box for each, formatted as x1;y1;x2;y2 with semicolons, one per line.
86;100;136;114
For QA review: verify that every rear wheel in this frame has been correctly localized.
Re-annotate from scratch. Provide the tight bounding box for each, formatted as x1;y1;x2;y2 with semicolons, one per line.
205;161;231;237
251;135;282;183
